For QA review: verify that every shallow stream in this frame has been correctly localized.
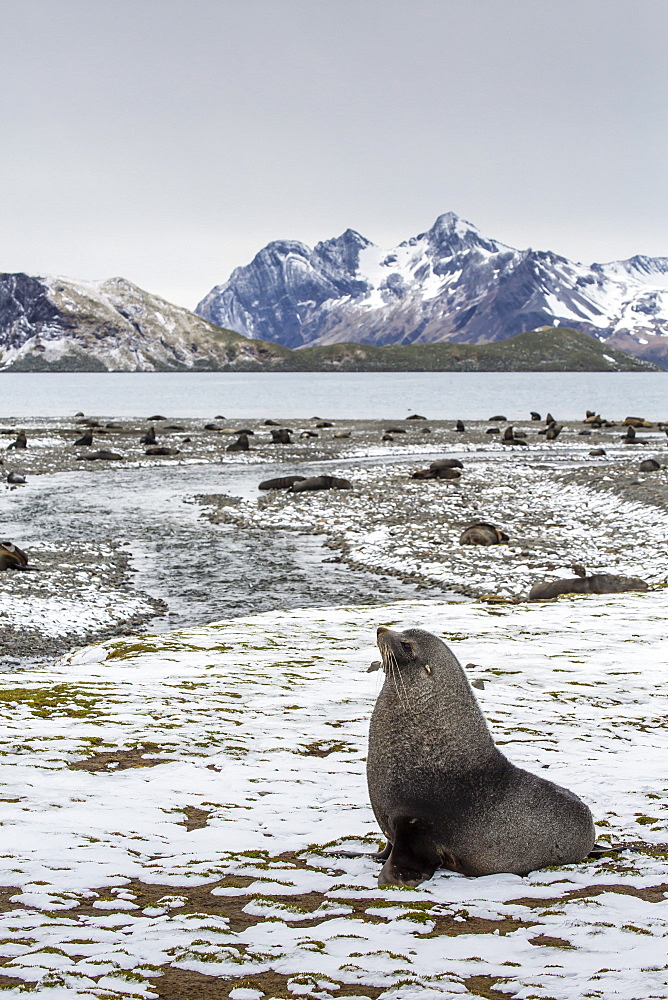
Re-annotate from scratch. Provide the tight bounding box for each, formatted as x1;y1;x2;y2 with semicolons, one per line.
1;460;440;634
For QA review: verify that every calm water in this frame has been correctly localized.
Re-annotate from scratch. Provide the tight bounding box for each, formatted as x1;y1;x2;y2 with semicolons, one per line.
0;371;665;420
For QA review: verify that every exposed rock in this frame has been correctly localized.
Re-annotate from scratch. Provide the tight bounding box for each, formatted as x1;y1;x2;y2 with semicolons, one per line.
195;211;668;368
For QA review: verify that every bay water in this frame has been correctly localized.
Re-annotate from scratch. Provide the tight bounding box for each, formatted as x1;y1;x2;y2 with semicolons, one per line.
0;371;665;420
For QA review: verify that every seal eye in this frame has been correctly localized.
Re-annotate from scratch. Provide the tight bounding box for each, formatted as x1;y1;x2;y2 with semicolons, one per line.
400;641;413;654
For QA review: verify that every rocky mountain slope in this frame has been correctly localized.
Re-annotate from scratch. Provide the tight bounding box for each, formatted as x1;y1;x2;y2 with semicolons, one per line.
0;271;659;373
0;273;291;371
195;213;668;368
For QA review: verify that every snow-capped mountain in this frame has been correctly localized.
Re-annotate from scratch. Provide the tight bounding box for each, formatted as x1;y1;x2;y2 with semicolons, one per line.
0;273;288;371
195;213;668;368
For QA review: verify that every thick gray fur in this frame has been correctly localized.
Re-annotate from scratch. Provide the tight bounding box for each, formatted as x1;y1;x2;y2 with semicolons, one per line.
367;626;595;885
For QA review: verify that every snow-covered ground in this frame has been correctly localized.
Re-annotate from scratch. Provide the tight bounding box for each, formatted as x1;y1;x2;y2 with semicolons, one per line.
202;453;668;600
0;594;666;999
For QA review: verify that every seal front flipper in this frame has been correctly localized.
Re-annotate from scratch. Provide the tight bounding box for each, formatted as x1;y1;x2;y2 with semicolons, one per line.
378;817;440;887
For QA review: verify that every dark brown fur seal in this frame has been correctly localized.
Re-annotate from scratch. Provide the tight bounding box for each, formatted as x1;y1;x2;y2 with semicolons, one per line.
145;447;180;456
368;626;595;884
460;522;509;545
6;472;26;484
430;459;464;470
455;420;465;432
270;429;292;444
639;459;661;472
0;541;30;571
73;430;94;447
76;450;124;461
529;574;649;601
140;426;157;445
7;432;27;450
291;475;352;492
258;476;307;490
412;468;461;480
227;434;250;452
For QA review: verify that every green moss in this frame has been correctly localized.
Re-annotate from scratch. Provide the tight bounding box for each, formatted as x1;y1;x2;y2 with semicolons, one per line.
0;684;108;718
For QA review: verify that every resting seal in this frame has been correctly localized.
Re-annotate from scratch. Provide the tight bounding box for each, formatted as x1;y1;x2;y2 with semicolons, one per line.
0;541;30;571
291;475;352;492
258;475;306;490
367;626;596;884
529;573;648;600
460;522;508;545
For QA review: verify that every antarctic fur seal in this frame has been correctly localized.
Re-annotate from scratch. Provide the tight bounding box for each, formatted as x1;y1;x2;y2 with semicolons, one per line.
76;450;124;461
290;475;352;492
367;626;596;884
258;475;307;490
0;542;30;571
460;522;509;545
411;468;461;480
7;432;27;450
529;573;648;601
430;459;464;470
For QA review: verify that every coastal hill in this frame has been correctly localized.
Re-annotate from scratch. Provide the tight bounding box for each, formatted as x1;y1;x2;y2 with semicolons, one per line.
0;271;660;372
195;212;668;369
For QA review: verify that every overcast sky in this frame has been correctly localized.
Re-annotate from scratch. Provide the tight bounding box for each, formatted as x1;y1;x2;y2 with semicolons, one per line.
1;0;666;308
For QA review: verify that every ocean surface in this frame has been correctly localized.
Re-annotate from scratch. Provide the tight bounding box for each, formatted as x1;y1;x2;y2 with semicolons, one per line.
0;371;665;420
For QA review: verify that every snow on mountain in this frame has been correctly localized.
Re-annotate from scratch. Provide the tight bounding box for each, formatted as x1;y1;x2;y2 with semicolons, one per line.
0;273;286;372
196;213;668;367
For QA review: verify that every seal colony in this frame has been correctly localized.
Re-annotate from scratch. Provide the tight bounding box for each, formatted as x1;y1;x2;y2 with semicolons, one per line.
367;625;596;885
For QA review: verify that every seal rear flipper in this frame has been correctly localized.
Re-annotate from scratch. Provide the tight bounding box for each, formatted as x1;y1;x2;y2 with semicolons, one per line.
378;817;440;887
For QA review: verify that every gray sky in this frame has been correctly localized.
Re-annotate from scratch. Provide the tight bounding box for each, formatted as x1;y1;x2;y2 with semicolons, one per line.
0;0;666;308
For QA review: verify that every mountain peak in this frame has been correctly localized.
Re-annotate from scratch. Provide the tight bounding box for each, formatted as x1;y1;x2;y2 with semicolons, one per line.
414;211;503;256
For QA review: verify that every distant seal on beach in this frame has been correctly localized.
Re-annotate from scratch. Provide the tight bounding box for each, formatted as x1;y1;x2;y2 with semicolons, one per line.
0;541;30;571
411;467;461;481
529;573;649;601
639;459;661;472
7;432;27;450
73;430;94;447
430;459;464;470
6;472;26;485
76;450;124;461
140;426;157;445
367;626;596;884
291;475;352;492
226;434;250;452
460;522;509;545
258;475;307;490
